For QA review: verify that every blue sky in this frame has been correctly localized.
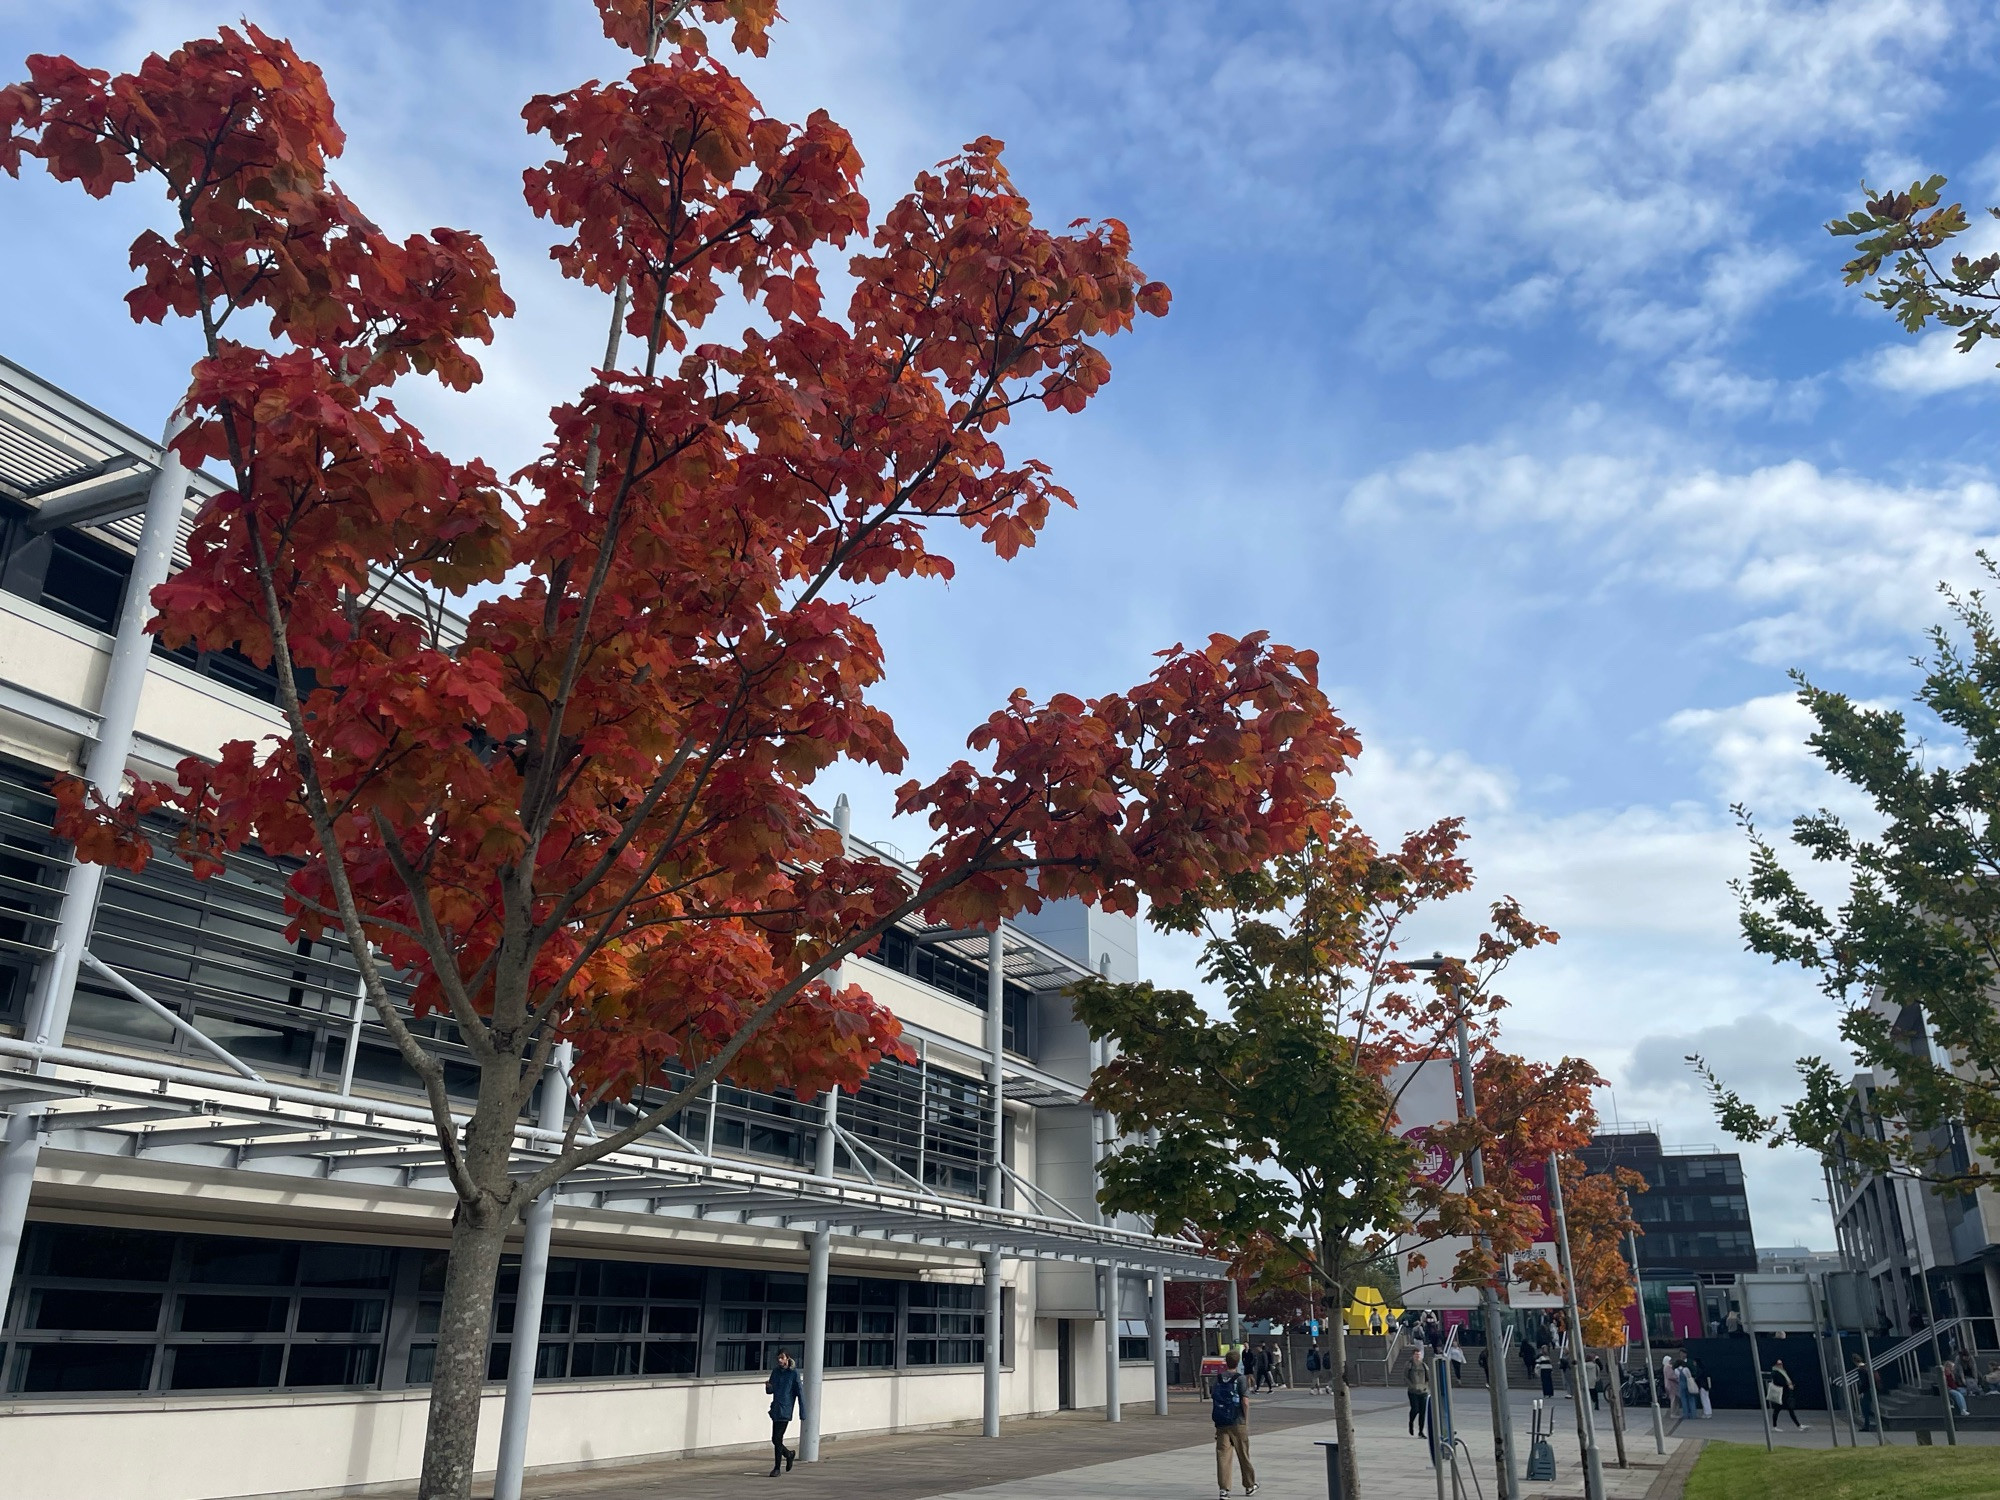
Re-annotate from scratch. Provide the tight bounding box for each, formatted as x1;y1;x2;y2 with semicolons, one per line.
8;0;2000;1244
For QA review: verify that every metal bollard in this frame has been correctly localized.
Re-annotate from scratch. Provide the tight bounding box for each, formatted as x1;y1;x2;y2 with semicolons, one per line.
1314;1439;1344;1500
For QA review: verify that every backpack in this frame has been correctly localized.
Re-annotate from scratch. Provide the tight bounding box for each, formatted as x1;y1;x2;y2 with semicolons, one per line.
1211;1372;1244;1426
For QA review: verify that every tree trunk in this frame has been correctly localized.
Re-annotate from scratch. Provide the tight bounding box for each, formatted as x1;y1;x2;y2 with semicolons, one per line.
416;1067;531;1500
1329;1302;1360;1498
418;1201;512;1499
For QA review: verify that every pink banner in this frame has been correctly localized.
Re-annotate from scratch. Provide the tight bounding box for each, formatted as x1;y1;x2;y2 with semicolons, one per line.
1667;1289;1701;1341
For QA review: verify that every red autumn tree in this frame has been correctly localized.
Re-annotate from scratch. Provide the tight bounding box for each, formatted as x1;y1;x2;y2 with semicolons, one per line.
1452;1052;1640;1345
1;6;1352;1496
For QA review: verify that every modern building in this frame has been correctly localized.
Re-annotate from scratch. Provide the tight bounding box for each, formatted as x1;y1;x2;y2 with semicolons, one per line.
0;356;1223;1500
1755;1246;1843;1277
1579;1127;1757;1339
1824;1057;2000;1342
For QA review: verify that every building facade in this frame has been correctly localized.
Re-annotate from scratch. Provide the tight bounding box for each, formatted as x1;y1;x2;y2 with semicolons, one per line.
1579;1128;1756;1339
0;356;1220;1500
1825;1060;2000;1344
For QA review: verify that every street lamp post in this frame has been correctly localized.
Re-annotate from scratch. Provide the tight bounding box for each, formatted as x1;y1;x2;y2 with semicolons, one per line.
1410;955;1519;1500
1548;1152;1606;1500
1626;1231;1666;1455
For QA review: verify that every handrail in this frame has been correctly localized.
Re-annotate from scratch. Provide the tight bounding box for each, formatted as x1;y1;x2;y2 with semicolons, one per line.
1833;1318;1971;1389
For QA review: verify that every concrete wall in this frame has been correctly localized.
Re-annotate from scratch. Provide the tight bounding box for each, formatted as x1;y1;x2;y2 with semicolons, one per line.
0;589;283;781
0;1359;1051;1500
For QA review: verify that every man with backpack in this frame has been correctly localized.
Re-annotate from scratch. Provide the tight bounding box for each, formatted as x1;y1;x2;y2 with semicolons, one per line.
1210;1349;1259;1498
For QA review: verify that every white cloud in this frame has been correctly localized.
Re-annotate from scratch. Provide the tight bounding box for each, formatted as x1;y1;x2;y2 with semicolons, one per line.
1865;330;2000;395
1350;436;2000;667
1661;357;1819;419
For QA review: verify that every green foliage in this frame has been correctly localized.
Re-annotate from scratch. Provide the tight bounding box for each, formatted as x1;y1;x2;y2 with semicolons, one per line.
1069;811;1554;1294
1687;1441;2000;1500
1830;173;2000;353
1718;566;2000;1190
1072;968;1418;1291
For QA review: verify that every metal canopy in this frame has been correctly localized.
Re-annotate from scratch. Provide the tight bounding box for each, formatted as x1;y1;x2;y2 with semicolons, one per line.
1;1037;1224;1280
0;356;218;530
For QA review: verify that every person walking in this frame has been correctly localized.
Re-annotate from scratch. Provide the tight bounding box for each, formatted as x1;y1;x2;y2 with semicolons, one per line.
1253;1343;1273;1393
1210;1349;1258;1498
1586;1353;1604;1412
765;1349;802;1477
1536;1343;1555;1400
1305;1343;1322;1394
1677;1357;1699;1421
1765;1358;1806;1429
1659;1352;1676;1413
1405;1346;1430;1437
1270;1344;1286;1389
1850;1354;1879;1432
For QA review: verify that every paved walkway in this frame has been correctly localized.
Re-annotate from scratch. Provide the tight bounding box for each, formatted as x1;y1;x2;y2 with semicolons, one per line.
452;1386;1692;1500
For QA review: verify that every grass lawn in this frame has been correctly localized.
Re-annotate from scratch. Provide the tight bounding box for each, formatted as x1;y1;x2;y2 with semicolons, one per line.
1686;1441;2000;1499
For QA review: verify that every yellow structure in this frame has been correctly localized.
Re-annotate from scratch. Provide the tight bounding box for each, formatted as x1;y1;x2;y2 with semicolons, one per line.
1342;1285;1405;1334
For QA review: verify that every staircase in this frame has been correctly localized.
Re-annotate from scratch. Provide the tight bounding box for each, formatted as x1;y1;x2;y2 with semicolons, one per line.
1876;1382;2000;1434
1833;1319;2000;1435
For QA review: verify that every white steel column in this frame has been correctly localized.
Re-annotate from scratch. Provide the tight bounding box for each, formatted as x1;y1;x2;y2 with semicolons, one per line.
1151;1272;1169;1415
1103;1261;1121;1421
983;1247;1004;1437
800;1223;832;1461
493;1043;571;1500
0;420;187;1312
983;926;1006;1438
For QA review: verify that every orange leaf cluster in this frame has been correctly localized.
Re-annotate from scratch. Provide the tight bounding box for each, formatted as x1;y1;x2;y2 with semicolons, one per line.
6;18;1342;1110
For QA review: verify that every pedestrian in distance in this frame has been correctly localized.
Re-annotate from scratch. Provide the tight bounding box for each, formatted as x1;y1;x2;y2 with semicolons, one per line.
1944;1358;1969;1416
1305;1343;1322;1394
1586;1354;1604;1412
1850;1354;1879;1431
1270;1344;1286;1388
765;1349;802;1477
1693;1356;1713;1419
1536;1344;1555;1400
1210;1348;1259;1499
1765;1358;1805;1429
1677;1358;1699;1421
1405;1346;1430;1436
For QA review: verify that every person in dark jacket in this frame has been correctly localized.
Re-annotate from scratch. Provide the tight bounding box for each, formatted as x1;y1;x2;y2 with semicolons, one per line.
765;1350;802;1477
1765;1357;1806;1429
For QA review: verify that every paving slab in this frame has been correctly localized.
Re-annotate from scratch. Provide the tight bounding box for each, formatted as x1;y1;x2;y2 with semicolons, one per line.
434;1386;1693;1500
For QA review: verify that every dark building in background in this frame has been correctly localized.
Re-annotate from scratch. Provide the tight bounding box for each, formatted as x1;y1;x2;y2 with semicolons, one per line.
1580;1129;1758;1340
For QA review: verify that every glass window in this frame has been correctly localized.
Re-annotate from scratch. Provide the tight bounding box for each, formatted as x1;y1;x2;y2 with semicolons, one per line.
3;1224;400;1397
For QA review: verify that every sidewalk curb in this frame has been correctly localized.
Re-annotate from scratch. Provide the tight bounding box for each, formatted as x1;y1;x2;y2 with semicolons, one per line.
1641;1438;1703;1500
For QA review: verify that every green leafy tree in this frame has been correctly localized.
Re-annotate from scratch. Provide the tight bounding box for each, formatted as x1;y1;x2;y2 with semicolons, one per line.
1704;570;2000;1190
1697;179;2000;1188
1070;805;1555;1500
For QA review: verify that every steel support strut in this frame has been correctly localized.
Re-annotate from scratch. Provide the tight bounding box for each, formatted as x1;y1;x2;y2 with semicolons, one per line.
0;418;187;1314
493;1043;571;1500
800;1223;832;1461
1104;1260;1121;1421
984;927;1006;1438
